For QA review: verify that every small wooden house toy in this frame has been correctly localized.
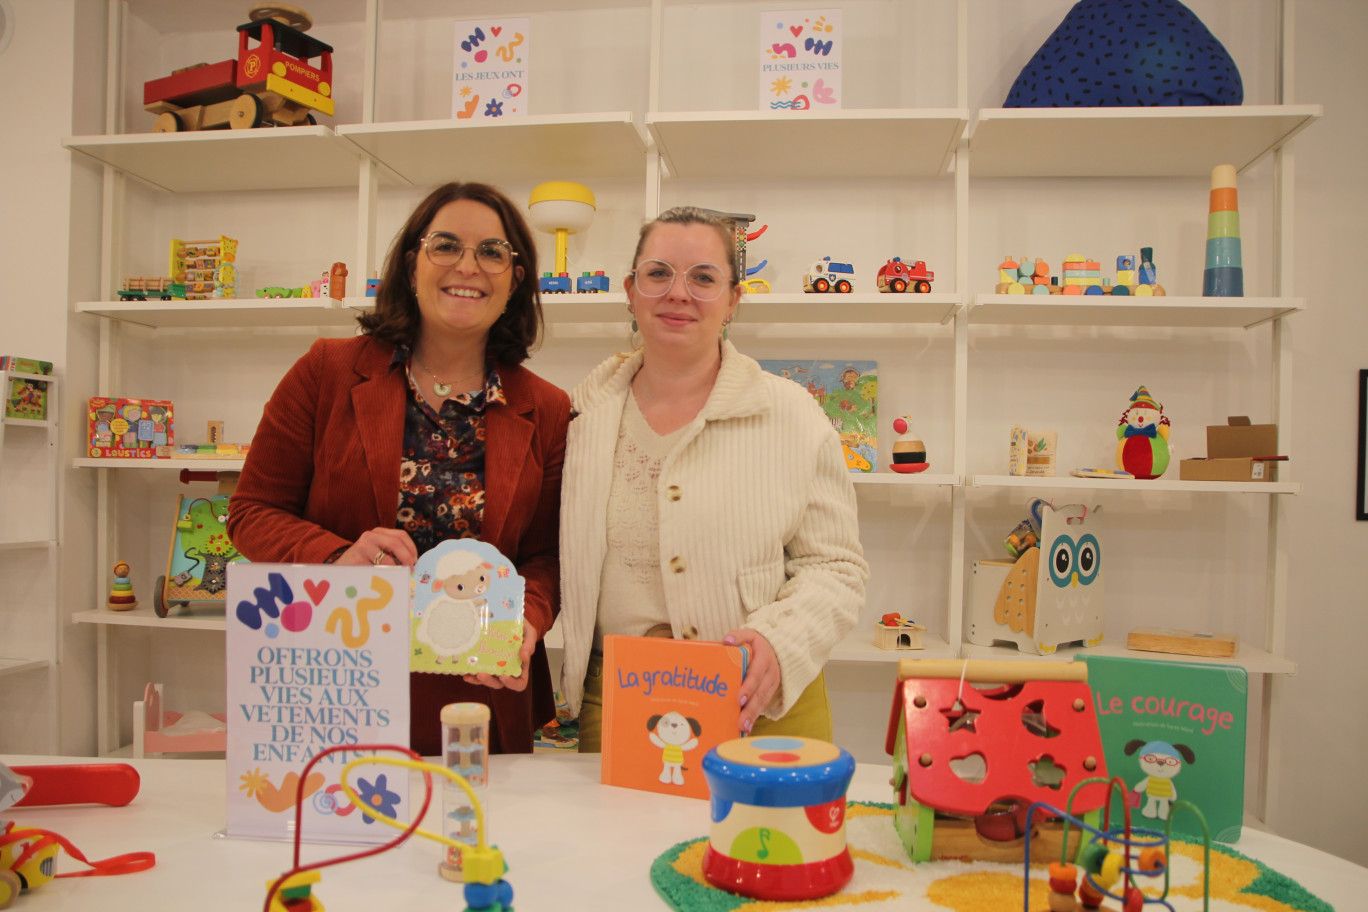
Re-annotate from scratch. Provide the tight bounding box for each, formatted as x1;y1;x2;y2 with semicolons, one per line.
875;613;926;650
886;659;1109;862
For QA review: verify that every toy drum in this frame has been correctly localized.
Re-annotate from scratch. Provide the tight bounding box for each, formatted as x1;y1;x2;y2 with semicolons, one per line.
701;736;856;901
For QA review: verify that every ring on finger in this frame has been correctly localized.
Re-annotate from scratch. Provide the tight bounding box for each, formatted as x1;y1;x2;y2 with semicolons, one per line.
372;550;387;565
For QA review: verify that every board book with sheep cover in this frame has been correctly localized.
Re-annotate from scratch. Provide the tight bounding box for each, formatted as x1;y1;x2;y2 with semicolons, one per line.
411;539;527;678
600;635;748;800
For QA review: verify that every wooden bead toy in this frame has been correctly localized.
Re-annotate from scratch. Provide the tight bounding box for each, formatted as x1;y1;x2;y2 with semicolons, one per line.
700;737;855;902
1137;845;1166;872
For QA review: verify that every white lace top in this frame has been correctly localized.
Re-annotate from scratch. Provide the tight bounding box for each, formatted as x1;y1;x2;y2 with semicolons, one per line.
593;390;687;650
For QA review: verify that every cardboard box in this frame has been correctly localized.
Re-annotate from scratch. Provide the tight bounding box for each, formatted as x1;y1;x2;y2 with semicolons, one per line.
1179;416;1282;482
87;397;174;458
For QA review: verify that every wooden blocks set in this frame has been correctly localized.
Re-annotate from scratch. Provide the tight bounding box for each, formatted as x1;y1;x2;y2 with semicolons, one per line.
996;253;1165;296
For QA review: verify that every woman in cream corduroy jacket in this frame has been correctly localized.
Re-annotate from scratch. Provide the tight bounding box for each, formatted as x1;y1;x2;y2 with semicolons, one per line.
558;336;869;728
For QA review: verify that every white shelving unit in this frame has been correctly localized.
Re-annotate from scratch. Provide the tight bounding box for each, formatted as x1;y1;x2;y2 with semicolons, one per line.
62;1;1316;801
0;367;61;753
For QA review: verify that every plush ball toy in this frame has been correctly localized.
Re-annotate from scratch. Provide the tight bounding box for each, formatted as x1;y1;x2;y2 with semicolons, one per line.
1005;0;1243;107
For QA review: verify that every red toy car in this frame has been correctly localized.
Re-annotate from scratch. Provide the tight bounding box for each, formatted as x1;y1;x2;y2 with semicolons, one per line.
143;4;334;132
876;257;934;293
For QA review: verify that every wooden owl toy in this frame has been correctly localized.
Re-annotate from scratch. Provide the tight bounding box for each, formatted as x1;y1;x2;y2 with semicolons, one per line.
1115;385;1171;479
890;415;928;473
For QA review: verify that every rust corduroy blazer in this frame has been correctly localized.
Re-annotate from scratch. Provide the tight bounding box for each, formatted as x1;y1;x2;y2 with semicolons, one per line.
228;334;571;754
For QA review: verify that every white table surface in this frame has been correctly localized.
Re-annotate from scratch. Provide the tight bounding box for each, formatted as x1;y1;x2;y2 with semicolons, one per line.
2;754;1363;910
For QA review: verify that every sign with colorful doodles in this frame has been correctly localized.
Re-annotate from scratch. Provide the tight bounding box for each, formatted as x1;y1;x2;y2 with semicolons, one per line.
452;17;530;120
758;9;842;112
225;563;411;844
411;539;526;678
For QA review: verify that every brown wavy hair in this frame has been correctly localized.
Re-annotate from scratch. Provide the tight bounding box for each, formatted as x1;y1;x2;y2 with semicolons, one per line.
357;182;542;364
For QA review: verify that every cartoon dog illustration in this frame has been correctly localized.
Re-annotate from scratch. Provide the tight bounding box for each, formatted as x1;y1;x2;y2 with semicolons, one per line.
415;550;492;664
1125;738;1195;820
648;711;701;786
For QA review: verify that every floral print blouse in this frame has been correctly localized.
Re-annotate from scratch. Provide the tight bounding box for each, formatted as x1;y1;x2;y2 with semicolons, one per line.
392;346;504;554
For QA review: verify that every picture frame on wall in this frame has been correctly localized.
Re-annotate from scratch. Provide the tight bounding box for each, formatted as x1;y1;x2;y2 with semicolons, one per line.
1358;370;1368;520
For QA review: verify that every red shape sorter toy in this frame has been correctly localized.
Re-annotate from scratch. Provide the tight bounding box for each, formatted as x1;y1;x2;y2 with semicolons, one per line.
88;397;173;458
886;659;1109;863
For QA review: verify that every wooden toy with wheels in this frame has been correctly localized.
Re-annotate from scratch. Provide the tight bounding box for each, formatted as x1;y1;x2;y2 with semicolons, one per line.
885;659;1109;864
153;470;247;618
143;4;334;133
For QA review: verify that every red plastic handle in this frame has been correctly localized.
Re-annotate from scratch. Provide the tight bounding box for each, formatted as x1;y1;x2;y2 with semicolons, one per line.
10;763;141;807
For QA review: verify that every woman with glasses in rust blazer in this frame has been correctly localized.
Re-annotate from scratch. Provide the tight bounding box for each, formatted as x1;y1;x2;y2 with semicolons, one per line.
229;182;571;755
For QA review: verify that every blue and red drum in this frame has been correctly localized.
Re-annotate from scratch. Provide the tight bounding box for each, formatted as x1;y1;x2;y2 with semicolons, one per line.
701;736;856;901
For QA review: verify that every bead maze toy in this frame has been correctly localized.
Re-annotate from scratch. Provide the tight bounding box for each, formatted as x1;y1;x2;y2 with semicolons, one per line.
1021;777;1212;912
996;252;1165;297
877;257;934;293
143;3;335;132
700;737;856;902
803;256;855;293
966;501;1104;656
528;181;598;294
263;743;515;912
886;659;1109;863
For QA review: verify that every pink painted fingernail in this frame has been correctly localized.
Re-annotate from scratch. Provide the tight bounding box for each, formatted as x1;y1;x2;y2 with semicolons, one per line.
723;635;736;645
743;718;753;733
739;694;748;708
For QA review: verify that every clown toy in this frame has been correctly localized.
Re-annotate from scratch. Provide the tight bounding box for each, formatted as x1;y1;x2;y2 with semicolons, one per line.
1115;386;1172;479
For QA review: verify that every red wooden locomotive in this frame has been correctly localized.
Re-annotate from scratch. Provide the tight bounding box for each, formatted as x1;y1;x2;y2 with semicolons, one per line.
143;3;334;132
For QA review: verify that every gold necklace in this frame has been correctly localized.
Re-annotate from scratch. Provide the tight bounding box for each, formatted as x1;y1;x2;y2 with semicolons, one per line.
414;359;482;397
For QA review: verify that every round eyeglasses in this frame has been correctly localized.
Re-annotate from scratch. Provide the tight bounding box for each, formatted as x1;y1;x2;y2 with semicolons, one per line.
630;259;730;301
420;232;518;274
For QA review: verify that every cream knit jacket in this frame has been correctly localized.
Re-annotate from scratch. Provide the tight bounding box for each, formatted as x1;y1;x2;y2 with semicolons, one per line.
559;340;868;720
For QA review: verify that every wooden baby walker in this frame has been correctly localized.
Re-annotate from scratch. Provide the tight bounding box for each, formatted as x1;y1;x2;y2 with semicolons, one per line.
886;659;1109;863
153;470;247;618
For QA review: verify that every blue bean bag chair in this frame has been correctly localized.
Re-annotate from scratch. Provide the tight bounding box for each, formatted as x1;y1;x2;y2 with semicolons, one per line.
1005;0;1243;107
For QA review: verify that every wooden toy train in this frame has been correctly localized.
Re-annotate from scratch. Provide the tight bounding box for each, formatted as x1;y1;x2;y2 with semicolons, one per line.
144;3;334;132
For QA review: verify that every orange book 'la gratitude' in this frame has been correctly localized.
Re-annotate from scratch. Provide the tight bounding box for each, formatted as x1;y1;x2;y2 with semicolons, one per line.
600;635;749;800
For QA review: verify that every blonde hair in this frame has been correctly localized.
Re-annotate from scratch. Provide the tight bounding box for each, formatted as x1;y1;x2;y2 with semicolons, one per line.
630;206;740;284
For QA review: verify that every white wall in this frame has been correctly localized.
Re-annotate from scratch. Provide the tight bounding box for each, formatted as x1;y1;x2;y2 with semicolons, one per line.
2;0;1365;866
1271;0;1368;864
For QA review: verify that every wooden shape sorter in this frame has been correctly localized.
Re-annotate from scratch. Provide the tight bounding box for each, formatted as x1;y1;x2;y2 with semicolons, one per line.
965;502;1104;655
884;659;1109;863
